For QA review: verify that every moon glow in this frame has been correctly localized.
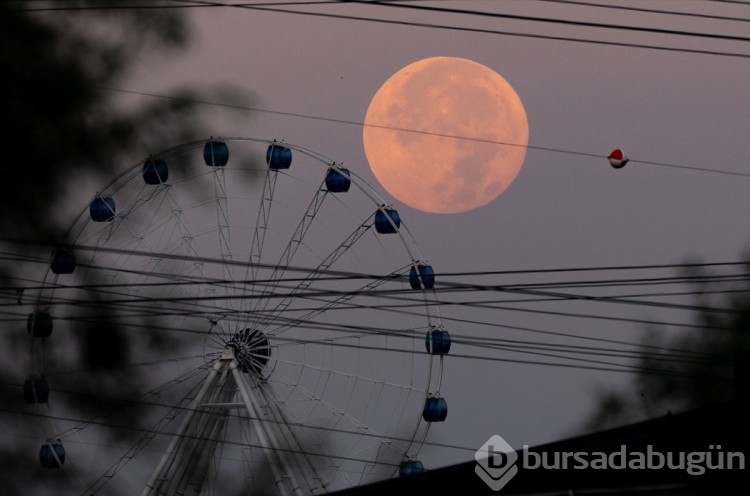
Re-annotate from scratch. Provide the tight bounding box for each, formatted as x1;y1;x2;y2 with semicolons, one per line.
363;57;529;214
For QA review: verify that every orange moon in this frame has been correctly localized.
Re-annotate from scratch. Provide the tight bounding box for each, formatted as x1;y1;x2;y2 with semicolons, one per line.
363;57;529;214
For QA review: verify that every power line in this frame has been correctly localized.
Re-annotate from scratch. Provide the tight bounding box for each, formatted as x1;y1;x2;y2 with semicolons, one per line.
4;237;747;285
16;326;708;488
4;253;746;306
15;0;750;58
0;406;402;467
4;261;746;336
536;0;750;23
202;2;750;58
350;0;750;42
3;237;746;341
705;0;750;6
29;326;713;380
98;86;750;178
1;375;479;456
5;271;745;328
1;295;731;362
6;273;746;319
7;278;736;359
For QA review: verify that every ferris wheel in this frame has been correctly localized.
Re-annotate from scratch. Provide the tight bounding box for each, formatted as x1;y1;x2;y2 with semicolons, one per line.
23;137;451;495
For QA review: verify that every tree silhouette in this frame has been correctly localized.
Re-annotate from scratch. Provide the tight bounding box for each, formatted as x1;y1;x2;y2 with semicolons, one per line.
0;3;207;494
0;2;200;240
584;253;750;431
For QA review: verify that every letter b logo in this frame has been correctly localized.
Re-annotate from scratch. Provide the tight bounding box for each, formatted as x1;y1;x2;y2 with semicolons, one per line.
487;448;508;469
475;435;518;492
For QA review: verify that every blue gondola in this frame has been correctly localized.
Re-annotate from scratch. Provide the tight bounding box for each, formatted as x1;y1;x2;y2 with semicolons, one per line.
425;327;451;355
325;167;351;192
399;459;425;477
50;248;76;275
409;263;435;290
23;377;49;404
90;197;115;222
266;143;292;170
39;441;65;468
27;311;53;338
204;140;229;167
375;207;401;234
143;158;168;184
422;396;448;422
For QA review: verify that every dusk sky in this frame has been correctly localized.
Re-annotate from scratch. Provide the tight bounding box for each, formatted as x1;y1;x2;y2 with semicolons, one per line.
5;1;750;493
126;0;749;452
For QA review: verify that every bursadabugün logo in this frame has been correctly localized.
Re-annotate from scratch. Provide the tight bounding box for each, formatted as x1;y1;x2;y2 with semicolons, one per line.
475;434;745;492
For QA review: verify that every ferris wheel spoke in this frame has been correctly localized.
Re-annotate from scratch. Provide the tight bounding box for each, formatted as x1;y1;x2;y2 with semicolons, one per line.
43;353;205;380
272;353;424;404
65;262;242;345
99;189;180;282
161;184;210;286
84;191;230;340
269;325;426;362
268;264;412;338
244;166;280;300
255;219;375;334
68;266;247;341
208;166;238;316
80;369;208;495
159;180;243;343
28;138;443;494
268;361;413;464
53;361;209;444
265;378;408;487
247;178;331;330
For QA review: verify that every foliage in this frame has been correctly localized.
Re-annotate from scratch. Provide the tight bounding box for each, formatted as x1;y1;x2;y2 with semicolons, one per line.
0;3;204;494
0;1;197;239
584;254;750;431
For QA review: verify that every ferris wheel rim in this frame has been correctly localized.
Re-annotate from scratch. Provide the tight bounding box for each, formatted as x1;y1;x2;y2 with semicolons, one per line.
26;136;448;493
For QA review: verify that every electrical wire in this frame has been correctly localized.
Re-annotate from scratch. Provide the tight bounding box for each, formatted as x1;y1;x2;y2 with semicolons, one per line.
347;0;750;42
536;0;750;23
3;236;746;350
97;86;750;179
4;1;748;489
14;0;750;58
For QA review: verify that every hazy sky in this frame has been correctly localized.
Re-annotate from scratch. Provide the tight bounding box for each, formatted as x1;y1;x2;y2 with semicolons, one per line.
20;0;750;486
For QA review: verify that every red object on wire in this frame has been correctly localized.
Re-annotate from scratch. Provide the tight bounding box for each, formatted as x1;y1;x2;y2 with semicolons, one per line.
608;149;629;169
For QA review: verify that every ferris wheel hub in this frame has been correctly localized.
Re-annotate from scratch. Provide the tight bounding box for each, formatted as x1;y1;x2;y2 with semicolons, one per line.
224;328;271;374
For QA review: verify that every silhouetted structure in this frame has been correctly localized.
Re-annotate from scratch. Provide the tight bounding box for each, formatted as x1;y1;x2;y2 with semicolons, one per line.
333;400;748;495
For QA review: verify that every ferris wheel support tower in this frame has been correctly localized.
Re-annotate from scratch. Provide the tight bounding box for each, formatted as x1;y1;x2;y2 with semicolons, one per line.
141;346;320;496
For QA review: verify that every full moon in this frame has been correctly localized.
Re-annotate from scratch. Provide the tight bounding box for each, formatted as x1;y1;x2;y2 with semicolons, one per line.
363;57;529;214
